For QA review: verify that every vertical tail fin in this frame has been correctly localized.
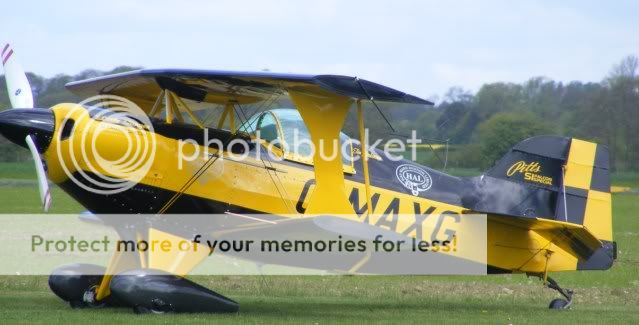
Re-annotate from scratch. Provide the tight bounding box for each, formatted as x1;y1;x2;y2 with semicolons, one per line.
480;136;612;242
476;136;615;270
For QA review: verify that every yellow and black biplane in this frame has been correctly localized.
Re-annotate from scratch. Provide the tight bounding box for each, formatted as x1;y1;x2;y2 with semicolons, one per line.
0;44;615;313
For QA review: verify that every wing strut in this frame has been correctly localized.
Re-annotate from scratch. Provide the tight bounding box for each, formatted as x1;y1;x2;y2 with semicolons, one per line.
217;103;236;133
169;91;205;129
355;77;396;133
149;89;206;128
357;100;374;220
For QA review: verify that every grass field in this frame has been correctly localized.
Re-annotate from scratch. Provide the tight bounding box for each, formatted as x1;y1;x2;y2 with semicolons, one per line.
0;162;637;323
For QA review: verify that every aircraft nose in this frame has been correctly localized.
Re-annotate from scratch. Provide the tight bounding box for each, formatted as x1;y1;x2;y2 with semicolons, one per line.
0;108;54;152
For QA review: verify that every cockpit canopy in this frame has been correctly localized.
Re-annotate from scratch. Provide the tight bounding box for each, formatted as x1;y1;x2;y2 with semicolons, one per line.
239;108;354;172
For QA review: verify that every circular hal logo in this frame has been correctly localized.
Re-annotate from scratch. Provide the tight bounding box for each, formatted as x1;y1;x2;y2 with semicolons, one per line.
396;164;432;196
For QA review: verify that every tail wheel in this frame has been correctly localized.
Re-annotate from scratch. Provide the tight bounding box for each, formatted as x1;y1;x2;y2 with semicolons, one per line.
549;298;570;310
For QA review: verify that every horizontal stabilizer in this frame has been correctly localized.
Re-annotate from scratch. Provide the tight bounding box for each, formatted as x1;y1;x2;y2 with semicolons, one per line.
488;214;602;258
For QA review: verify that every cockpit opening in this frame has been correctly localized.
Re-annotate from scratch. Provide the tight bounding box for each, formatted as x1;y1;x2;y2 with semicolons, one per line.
239;108;355;173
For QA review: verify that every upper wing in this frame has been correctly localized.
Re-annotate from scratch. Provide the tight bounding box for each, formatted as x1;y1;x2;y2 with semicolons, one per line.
65;69;433;112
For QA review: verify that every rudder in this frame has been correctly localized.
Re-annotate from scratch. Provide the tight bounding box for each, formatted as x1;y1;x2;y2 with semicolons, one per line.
559;138;612;242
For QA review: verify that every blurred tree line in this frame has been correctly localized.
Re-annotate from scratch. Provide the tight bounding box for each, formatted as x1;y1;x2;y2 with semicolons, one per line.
394;55;639;171
0;56;637;171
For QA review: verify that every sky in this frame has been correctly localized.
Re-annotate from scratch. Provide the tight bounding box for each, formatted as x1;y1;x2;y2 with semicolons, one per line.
2;0;638;101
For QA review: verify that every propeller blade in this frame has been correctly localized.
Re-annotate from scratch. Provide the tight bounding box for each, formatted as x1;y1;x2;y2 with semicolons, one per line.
2;43;50;211
1;43;34;108
25;134;52;211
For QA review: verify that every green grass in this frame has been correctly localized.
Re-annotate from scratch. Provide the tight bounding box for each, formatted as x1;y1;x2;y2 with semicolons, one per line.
0;186;83;213
0;165;637;323
611;172;639;188
0;162;39;180
0;275;637;324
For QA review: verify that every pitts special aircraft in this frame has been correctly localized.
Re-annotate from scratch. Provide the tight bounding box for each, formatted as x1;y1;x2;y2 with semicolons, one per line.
0;44;615;313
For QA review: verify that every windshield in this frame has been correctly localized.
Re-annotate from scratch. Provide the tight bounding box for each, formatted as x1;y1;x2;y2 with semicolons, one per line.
248;108;353;167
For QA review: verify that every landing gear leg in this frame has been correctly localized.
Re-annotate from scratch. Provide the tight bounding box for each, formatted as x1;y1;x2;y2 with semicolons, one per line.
527;273;574;309
545;276;573;310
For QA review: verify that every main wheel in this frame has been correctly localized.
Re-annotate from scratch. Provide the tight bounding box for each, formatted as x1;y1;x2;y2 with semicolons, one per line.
49;264;105;308
549;298;570;309
48;263;122;308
